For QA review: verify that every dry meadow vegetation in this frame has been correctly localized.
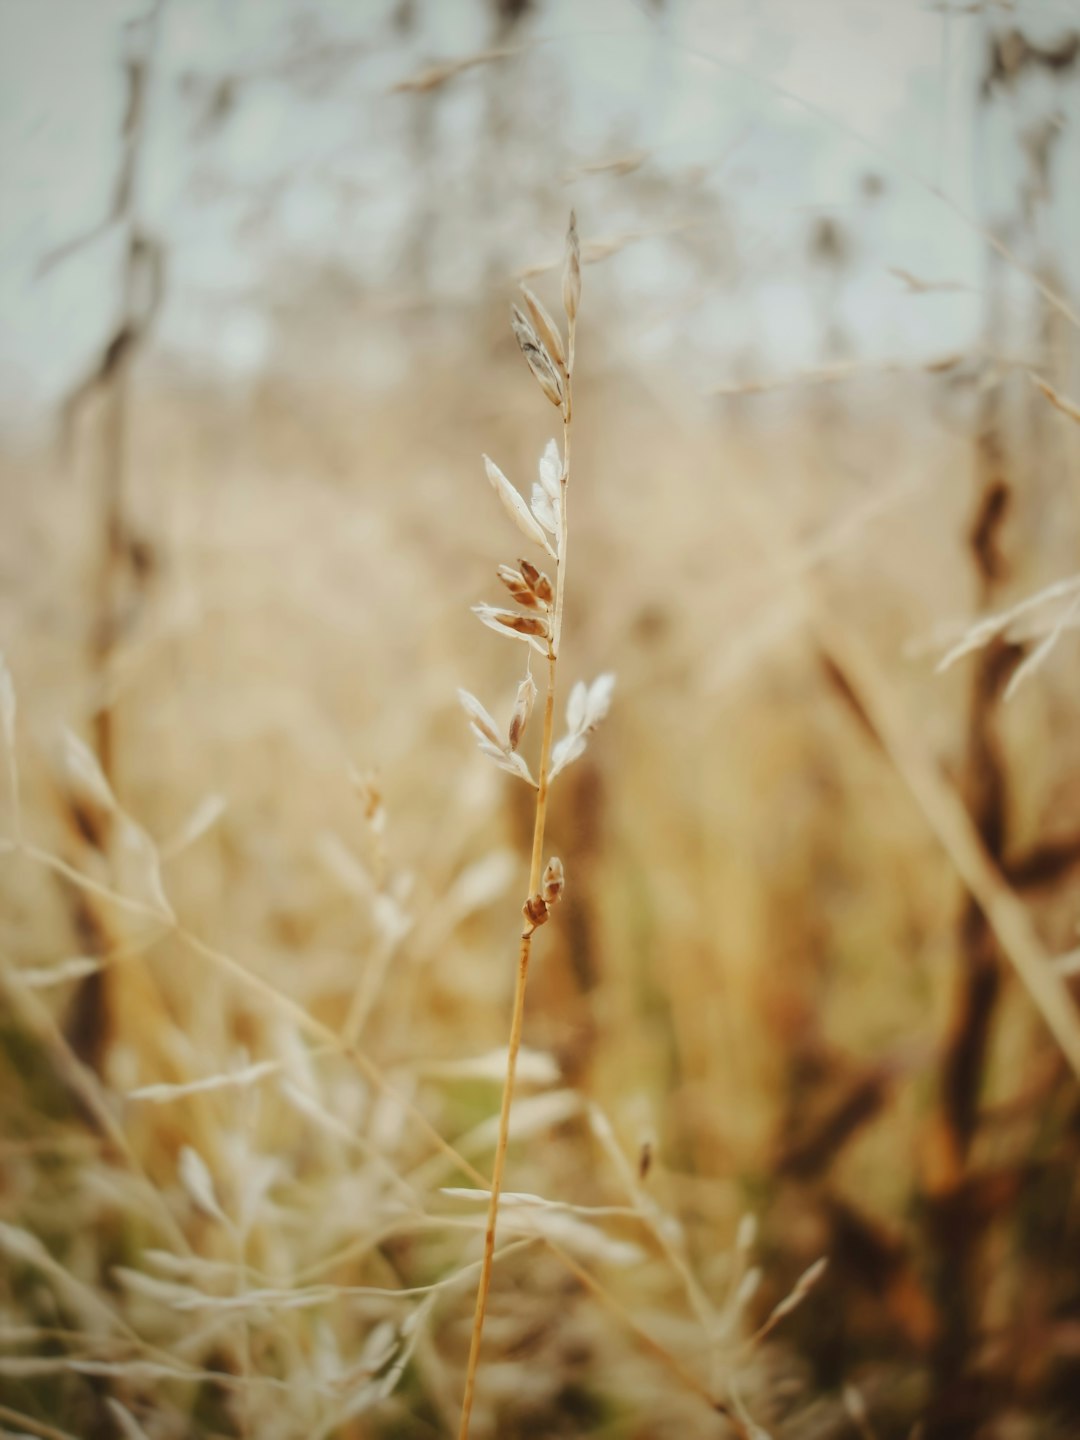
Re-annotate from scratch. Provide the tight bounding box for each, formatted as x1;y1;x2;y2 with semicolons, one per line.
3;6;1080;1439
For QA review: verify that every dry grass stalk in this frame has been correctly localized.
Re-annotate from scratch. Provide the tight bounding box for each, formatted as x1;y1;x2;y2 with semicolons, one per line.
456;211;614;1439
923;373;1080;699
697;439;1080;1081
935;557;1080;701
1031;371;1080;425
390;46;517;95
822;589;1080;1081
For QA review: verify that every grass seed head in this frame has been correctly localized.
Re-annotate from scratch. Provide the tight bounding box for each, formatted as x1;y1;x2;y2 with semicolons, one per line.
474;605;549;640
457;688;503;748
483;453;556;556
497;563;543;609
542;855;564;906
508;672;537;752
497;559;553;610
520;283;566;371
510;304;565;408
518;558;553;605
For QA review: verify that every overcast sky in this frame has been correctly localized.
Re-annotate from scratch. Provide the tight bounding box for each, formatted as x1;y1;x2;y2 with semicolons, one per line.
1;0;1077;428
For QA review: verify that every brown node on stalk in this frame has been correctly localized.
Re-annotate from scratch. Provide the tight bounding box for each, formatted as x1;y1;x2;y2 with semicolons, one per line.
523;894;549;930
523;862;564;931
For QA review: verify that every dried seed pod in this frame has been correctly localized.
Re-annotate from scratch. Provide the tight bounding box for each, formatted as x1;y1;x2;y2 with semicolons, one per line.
520;283;566;370
459;688;538;786
541;856;564;906
518;559;554;606
496;564;542;609
496;563;525;588
457;688;503;749
519;557;541;588
508;671;537;752
483;454;555;556
473;605;550;640
497;611;548;639
549;672;616;780
562;210;581;323
510;305;564;408
523;894;549;929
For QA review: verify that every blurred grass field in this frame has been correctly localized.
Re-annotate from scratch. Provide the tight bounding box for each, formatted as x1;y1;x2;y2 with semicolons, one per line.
3;4;1080;1437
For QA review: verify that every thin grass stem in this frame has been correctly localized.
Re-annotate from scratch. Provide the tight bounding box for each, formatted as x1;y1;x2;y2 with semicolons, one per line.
457;286;577;1440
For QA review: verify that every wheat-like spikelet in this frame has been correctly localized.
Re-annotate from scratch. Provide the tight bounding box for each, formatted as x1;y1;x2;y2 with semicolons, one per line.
456;212;613;1439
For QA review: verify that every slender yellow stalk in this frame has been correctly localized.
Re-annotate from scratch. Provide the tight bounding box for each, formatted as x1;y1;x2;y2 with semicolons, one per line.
458;305;576;1440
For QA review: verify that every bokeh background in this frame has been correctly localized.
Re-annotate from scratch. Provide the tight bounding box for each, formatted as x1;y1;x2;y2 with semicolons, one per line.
3;2;1080;1437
